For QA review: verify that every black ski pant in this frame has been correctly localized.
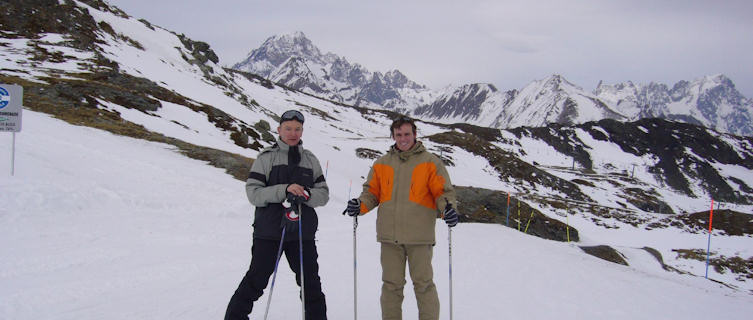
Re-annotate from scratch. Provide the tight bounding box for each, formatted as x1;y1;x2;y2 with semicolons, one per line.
224;237;327;320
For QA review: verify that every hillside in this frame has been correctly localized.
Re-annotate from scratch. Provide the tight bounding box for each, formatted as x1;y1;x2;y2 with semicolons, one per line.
2;108;751;319
1;1;752;316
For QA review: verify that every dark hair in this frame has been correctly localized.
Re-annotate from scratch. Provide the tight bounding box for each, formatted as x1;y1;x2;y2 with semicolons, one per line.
280;110;304;124
390;116;416;137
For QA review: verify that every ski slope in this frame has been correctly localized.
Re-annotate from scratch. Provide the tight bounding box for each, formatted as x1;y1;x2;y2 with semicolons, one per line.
1;111;751;319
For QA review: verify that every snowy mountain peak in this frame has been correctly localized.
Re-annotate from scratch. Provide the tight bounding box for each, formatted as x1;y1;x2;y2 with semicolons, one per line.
539;74;584;92
594;74;753;136
233;31;329;74
232;31;430;109
704;73;733;87
276;30;309;42
384;69;425;90
596;79;637;92
691;74;744;104
486;74;625;128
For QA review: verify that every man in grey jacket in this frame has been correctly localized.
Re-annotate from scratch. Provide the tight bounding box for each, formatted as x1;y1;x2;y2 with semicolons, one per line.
225;110;329;320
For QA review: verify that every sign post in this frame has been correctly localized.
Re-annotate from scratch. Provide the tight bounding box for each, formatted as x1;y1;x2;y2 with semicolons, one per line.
0;84;23;175
705;199;715;279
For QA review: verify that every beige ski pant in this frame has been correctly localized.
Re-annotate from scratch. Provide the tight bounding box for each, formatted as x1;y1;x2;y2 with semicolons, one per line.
380;242;439;320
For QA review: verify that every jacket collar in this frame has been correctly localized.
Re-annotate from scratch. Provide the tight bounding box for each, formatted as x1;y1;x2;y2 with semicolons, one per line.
276;138;303;151
390;140;425;161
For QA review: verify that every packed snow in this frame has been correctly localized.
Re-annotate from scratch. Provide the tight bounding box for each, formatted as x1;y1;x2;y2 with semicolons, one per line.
2;110;751;319
2;1;752;318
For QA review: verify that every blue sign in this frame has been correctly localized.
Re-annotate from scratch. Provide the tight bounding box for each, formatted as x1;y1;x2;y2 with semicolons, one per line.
0;84;22;132
0;87;9;109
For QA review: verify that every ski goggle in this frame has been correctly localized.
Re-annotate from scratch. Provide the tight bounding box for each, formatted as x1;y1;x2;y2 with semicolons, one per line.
280;110;305;124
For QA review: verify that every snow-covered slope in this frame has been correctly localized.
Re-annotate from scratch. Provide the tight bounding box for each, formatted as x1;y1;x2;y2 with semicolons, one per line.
1;2;752;318
411;83;514;126
2;110;751;319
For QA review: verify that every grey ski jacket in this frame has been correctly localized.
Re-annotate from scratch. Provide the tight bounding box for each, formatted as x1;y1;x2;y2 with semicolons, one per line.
246;138;329;241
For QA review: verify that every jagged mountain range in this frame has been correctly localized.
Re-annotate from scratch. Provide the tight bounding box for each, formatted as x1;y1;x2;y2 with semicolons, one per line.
2;0;752;291
232;31;430;109
595;75;753;136
233;31;753;137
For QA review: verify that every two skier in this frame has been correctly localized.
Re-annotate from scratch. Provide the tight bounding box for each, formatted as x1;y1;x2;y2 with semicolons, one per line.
225;111;458;320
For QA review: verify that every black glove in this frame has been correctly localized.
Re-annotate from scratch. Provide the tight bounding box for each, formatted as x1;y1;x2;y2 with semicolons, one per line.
286;189;310;206
343;198;360;217
443;203;458;227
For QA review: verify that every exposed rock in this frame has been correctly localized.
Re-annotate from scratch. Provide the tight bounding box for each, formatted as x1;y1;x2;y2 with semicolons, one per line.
667;209;753;236
455;186;579;242
580;245;628;266
356;148;383;160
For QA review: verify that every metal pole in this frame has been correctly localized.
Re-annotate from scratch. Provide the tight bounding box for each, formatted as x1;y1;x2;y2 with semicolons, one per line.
448;227;453;320
11;132;16;175
298;203;306;320
353;215;358;320
348;180;358;320
505;193;510;226
705;199;715;279
524;210;534;234
705;229;712;279
263;228;287;320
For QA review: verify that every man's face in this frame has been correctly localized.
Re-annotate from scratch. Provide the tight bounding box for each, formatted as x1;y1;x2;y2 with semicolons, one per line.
392;123;416;152
278;120;303;146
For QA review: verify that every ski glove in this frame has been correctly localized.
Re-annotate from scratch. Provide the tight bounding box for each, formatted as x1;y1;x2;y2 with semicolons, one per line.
286;189;310;206
343;198;360;217
443;203;459;227
281;197;299;230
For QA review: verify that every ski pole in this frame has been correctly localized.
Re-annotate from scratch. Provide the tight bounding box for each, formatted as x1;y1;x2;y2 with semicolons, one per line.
445;199;454;320
353;214;358;319
348;179;358;320
448;226;453;320
298;202;306;320
263;227;287;320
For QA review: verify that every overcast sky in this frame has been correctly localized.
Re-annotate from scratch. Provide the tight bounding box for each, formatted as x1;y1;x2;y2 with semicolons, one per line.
109;0;753;97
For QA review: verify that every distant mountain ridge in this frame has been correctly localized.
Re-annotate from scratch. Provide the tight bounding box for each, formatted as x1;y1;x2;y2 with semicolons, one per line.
594;74;753;136
233;32;753;136
232;31;428;110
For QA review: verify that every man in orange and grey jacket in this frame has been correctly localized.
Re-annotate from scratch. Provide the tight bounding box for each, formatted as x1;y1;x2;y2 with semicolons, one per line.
343;116;459;320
